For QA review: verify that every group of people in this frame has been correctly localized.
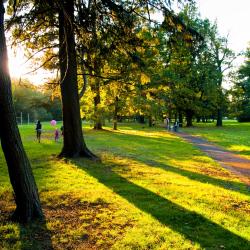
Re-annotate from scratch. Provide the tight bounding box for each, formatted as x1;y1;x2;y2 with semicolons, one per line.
35;120;63;143
164;117;179;132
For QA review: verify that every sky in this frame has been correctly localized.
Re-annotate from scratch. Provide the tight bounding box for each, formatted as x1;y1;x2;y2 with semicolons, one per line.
196;0;250;53
7;0;250;84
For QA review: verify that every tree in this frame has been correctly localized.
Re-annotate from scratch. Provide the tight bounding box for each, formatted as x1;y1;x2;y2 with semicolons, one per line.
0;0;43;223
231;45;250;122
208;24;236;126
58;0;97;158
7;0;193;140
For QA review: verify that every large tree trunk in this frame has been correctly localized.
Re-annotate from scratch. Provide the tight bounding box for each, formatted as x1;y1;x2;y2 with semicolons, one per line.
216;75;224;127
185;110;193;127
93;76;102;130
0;2;43;223
178;112;183;128
113;96;119;130
216;109;223;127
148;116;152;127
138;115;145;124
58;0;96;159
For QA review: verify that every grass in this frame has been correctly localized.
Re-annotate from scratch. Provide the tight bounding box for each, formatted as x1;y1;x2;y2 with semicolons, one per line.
0;122;249;249
182;120;250;160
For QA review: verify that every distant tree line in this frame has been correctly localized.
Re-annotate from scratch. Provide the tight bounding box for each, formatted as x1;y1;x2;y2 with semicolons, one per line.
12;80;62;122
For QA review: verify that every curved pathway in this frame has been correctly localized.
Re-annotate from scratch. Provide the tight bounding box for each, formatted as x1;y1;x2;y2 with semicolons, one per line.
177;132;250;187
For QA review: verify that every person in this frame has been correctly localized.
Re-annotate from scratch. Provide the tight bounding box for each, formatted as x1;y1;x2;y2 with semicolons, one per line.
174;120;179;132
60;125;64;136
164;117;170;130
36;120;42;143
55;128;59;142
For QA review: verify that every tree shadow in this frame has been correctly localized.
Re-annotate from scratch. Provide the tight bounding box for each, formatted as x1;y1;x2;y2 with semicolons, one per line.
134;159;250;195
19;218;54;250
74;160;250;249
87;129;250;195
0;198;53;250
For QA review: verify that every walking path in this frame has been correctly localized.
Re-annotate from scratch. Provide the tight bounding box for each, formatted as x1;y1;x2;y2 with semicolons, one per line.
177;132;250;187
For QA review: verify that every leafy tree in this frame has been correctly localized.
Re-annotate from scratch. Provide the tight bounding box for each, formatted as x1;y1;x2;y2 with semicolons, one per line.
158;3;233;127
207;23;236;126
232;45;250;122
7;0;195;140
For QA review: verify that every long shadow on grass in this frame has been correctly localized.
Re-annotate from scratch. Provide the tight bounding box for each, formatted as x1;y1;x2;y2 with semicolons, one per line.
135;159;250;195
75;160;250;249
87;129;249;195
19;219;53;250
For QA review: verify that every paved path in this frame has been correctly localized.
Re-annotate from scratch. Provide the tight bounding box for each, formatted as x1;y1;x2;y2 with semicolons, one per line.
177;132;250;187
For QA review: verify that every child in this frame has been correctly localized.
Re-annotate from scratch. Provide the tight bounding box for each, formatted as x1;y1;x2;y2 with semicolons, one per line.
55;128;59;142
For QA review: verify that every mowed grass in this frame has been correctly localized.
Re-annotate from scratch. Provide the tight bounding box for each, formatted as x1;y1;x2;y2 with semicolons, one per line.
182;120;250;160
0;122;249;249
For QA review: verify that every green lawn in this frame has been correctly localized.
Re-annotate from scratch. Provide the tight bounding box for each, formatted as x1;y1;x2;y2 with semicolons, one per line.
182;120;250;159
0;122;249;249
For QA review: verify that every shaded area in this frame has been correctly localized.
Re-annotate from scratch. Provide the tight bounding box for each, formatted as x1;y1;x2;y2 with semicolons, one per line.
0;199;53;250
19;219;54;250
179;132;250;186
75;160;250;249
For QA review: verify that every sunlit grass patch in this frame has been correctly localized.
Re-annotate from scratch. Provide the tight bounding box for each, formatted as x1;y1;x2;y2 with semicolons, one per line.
183;120;250;159
0;122;249;249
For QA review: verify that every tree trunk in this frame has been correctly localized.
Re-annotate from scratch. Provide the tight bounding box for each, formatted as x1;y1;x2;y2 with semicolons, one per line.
186;110;193;127
93;77;102;130
0;2;43;223
148;116;152;127
113;96;119;130
216;75;224;127
58;0;96;159
178;112;183;127
216;109;223;127
138;115;145;124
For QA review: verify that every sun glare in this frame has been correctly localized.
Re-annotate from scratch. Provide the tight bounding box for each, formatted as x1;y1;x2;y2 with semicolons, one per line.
7;48;55;85
8;51;25;78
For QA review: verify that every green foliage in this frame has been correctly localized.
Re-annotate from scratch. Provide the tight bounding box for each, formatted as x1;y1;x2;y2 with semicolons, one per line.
12;79;62;122
232;46;250;122
6;0;237;128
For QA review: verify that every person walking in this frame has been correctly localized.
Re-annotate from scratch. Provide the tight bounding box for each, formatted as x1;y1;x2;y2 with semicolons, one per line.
164;117;170;130
55;128;59;142
36;120;42;143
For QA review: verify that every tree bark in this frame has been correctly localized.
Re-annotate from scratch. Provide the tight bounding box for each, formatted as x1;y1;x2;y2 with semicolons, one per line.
216;73;224;127
138;115;145;124
216;109;223;127
93;76;102;130
148;116;152;127
113;96;119;130
186;110;193;127
58;0;97;159
0;2;43;223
